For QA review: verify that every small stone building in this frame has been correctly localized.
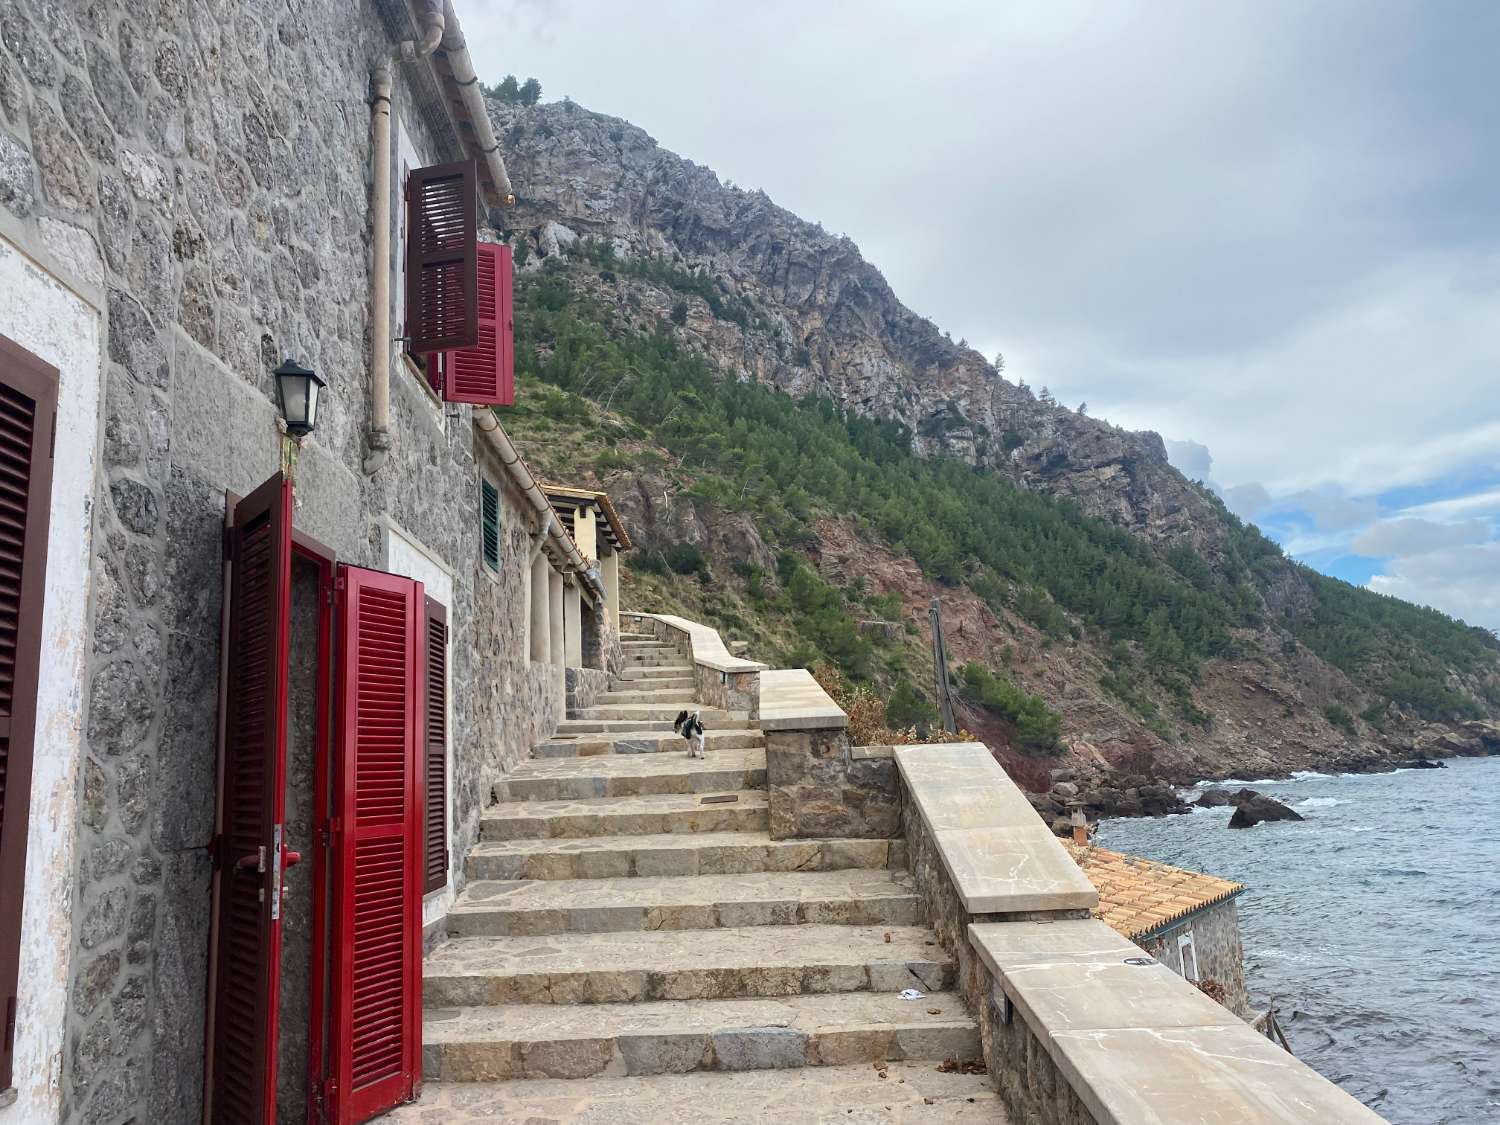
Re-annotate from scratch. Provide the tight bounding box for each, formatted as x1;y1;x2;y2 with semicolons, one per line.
1066;843;1250;1016
0;1;624;1123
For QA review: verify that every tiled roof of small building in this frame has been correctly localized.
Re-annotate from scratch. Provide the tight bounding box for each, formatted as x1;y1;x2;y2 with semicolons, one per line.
1065;843;1244;941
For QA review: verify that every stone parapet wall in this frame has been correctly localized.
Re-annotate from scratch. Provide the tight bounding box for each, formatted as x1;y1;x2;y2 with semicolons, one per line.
624;612;764;716
766;731;899;840
893;743;1385;1125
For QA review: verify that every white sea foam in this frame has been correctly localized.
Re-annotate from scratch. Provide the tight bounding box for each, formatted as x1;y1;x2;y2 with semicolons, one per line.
1296;797;1344;809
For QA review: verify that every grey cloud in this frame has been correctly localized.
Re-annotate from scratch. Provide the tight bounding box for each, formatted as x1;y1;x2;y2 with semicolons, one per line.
1223;483;1272;520
1352;517;1491;558
1287;492;1382;532
1369;543;1500;631
1165;439;1212;481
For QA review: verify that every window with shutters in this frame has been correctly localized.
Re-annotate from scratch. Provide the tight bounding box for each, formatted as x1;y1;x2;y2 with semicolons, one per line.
479;477;500;573
441;242;514;406
0;336;58;1093
405;161;478;355
421;597;448;894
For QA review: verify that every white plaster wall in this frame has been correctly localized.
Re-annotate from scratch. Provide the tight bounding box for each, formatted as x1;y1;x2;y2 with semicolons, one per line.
0;236;102;1122
381;520;455;931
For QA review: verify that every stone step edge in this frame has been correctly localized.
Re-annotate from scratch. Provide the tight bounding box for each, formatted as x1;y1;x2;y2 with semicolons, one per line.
423;1004;977;1080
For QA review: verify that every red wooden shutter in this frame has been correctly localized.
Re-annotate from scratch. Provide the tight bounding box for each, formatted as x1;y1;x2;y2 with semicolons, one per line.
206;472;294;1125
421;597;448;893
332;566;423;1123
0;337;56;1092
442;242;515;406
406;161;478;355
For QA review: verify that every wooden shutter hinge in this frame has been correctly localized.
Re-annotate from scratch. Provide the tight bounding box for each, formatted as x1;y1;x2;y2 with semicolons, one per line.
4;994;16;1054
49;413;56;459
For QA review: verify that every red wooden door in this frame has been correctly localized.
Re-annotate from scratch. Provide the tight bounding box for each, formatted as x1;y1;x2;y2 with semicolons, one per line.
330;565;425;1123
206;473;294;1125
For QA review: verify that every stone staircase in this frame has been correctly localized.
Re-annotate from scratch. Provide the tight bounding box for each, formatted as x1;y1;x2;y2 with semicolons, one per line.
386;630;1003;1122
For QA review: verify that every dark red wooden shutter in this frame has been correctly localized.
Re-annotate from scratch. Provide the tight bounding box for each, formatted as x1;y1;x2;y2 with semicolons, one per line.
442;242;515;406
406;161;478;355
0;337;56;1093
421;597;448;893
206;472;293;1125
333;566;423;1123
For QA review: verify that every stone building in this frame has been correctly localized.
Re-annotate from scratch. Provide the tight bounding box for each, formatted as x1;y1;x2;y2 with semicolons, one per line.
0;1;622;1123
1066;842;1250;1015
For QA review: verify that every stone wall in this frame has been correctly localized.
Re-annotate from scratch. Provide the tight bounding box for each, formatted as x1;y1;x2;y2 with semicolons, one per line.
1141;900;1250;1017
765;733;900;840
978;985;1097;1125
0;0;567;1120
565;665;611;713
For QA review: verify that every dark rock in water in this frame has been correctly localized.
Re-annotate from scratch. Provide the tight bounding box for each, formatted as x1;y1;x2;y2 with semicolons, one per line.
1228;793;1305;829
1195;788;1235;807
1398;758;1446;770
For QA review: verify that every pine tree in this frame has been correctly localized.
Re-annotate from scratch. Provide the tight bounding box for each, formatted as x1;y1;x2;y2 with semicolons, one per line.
495;74;520;103
519;77;543;106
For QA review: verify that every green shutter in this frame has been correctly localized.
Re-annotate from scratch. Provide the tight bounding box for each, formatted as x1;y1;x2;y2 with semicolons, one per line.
480;479;500;570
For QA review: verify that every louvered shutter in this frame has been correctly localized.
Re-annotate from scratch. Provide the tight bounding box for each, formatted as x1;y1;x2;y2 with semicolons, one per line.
332;566;423;1123
0;337;56;1093
480;479;500;571
421;597;448;893
442;242;515;405
206;472;294;1125
406;161;478;354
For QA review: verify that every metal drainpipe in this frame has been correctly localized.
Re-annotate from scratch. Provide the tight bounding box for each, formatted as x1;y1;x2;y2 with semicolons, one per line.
364;1;445;476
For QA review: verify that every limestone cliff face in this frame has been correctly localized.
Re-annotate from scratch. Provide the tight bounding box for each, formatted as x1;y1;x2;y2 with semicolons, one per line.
492;98;1224;551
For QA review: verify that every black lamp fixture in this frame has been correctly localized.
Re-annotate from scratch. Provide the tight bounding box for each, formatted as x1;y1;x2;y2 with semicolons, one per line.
274;358;325;437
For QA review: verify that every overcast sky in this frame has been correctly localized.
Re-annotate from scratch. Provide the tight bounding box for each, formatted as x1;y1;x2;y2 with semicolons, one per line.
466;0;1500;630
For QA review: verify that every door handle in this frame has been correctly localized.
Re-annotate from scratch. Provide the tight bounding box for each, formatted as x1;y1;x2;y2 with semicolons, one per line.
284;850;302;869
235;846;267;873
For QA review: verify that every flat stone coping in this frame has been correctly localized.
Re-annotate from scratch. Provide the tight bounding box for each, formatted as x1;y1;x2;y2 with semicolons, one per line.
755;669;848;731
627;612;767;674
970;919;1386;1125
895;743;1097;914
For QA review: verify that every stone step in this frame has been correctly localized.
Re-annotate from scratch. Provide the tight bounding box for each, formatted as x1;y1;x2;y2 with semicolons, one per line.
619;631;657;640
422;924;954;1007
622;639;677;649
595;688;703;706
534;728;765;759
381;1062;1001;1122
497;748;767;801
574;703;737;722
446;868;918;937
480;791;768;841
465;833;905;882
607;676;696;692
422;991;976;1080
556;716;754;734
622;651;686;664
615;665;695;680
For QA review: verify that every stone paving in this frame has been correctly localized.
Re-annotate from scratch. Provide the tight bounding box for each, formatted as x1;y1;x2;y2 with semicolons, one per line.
383;632;1004;1118
382;1062;1003;1122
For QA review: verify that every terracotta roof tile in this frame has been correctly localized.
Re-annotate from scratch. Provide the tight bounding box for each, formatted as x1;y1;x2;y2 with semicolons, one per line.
1065;843;1243;941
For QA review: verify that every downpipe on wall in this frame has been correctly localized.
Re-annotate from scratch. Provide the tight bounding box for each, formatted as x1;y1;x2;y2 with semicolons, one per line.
363;1;445;476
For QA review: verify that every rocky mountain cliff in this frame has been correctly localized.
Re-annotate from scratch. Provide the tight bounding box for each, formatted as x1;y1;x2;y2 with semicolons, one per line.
488;96;1500;796
494;99;1221;549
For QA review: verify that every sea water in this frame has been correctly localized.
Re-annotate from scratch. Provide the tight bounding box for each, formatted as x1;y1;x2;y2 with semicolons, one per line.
1098;755;1500;1125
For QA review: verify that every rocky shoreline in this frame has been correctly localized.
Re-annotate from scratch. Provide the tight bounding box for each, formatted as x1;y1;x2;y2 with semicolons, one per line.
1029;718;1500;832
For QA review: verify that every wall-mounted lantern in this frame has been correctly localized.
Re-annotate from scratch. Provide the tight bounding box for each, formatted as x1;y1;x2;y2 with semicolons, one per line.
274;359;325;437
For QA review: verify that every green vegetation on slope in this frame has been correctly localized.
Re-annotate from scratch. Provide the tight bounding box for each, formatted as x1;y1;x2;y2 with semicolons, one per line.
503;252;1500;726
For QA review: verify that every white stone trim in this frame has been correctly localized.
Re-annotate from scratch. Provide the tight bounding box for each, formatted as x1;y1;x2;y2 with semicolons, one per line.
0;234;103;1125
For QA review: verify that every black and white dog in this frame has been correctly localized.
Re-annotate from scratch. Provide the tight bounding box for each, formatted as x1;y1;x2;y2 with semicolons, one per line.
673;710;707;758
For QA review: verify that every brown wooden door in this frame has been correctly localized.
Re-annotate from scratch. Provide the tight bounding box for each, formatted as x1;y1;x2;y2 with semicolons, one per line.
0;336;57;1091
330;565;424;1123
205;473;294;1125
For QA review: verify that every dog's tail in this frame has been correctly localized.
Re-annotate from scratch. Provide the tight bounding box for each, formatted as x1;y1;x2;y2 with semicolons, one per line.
673;710;689;734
